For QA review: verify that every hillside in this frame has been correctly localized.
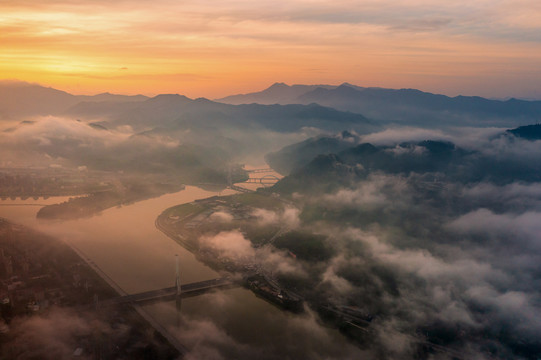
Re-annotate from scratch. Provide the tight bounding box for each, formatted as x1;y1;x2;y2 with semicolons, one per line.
0;81;148;119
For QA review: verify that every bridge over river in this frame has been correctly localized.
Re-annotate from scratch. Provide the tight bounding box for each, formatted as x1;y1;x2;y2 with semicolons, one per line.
99;277;237;307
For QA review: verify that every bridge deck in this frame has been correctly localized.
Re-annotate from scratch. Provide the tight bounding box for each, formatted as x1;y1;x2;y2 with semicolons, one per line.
100;277;237;307
244;178;279;184
245;168;274;173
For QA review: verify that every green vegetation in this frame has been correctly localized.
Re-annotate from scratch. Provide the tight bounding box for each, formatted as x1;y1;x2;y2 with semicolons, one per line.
225;193;283;209
37;191;123;219
273;230;334;262
164;203;206;218
299;204;326;222
244;225;280;246
37;180;184;220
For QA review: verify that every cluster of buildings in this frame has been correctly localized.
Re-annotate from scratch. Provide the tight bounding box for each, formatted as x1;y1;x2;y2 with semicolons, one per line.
0;219;180;359
0;167;114;199
0;221;101;324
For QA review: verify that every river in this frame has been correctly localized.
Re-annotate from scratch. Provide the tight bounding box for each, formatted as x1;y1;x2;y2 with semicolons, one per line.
0;186;363;358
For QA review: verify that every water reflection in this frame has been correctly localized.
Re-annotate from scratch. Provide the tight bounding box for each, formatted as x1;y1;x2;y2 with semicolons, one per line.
0;185;363;358
0;188;228;291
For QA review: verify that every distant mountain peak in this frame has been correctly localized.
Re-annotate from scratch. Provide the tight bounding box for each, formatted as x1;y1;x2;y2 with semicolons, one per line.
216;83;336;105
194;97;213;104
147;94;191;102
334;83;359;92
261;82;294;95
269;82;289;88
150;93;182;98
300;83;360;99
0;79;39;87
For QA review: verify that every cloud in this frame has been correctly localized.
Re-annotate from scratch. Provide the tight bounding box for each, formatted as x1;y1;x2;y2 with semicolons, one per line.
319;255;355;296
461;181;541;212
281;207;300;228
3;0;541;99
0;116;128;166
324;183;387;208
167;296;367;360
342;227;506;288
385;144;427;156
197;228;307;278
463;181;541;200
209;211;233;222
311;223;532;355
175;317;255;360
290;159;541;357
2;308;108;359
481;134;541;160
322;174;408;209
199;230;255;260
465;286;541;338
251;207;300;228
447;208;541;250
256;246;308;278
389;17;453;32
359;126;504;149
251;208;279;225
361;127;450;146
0;115;231;172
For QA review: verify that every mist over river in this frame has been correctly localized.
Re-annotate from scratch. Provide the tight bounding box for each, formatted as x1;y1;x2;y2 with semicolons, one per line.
0;185;363;359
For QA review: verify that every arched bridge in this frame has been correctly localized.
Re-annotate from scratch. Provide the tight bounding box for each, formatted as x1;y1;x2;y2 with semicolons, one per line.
243;174;280;186
245;168;276;174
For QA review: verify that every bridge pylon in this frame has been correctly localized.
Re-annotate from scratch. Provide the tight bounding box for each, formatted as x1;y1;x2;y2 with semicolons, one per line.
175;254;181;297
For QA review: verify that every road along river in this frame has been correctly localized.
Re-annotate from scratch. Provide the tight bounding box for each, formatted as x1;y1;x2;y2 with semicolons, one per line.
0;186;363;359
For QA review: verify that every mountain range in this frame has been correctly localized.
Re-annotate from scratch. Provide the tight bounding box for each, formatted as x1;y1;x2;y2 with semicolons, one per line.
218;82;541;127
4;80;541;130
269;124;541;194
0;81;379;171
0;81;377;135
67;94;376;134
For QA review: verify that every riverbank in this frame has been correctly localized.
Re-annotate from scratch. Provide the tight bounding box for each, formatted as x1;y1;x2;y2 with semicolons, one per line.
155;193;305;312
155;192;375;339
0;186;366;359
37;183;186;220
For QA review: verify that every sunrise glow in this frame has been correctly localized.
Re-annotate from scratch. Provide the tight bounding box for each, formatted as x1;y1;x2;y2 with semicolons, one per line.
1;1;541;97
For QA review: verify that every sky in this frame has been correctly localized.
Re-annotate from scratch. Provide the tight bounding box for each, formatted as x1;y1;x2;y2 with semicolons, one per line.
1;0;541;99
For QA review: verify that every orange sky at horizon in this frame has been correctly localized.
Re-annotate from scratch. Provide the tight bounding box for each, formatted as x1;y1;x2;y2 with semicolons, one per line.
1;0;541;99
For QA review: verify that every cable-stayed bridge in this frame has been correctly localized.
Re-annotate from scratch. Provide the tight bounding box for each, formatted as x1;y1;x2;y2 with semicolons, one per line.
90;255;238;355
99;277;237;307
